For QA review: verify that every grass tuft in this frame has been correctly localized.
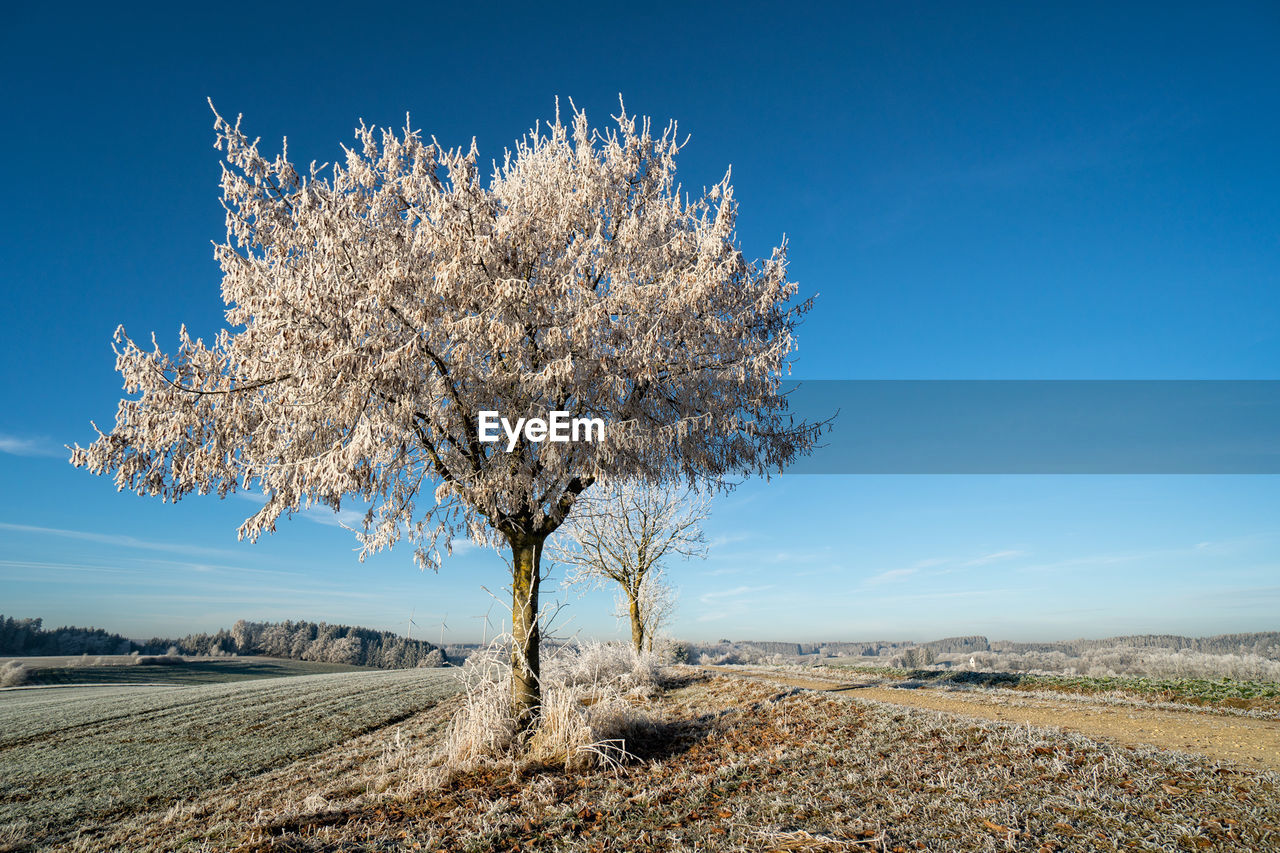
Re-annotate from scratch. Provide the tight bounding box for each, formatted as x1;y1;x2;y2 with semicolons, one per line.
436;639;662;775
0;661;29;687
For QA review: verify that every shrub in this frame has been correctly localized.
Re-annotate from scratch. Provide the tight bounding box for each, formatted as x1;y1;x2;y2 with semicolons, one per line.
417;649;447;668
895;647;935;669
436;639;660;774
657;638;690;664
1;661;29;687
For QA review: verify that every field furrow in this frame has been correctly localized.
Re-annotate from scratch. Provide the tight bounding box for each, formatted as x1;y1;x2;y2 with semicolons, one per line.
0;668;461;846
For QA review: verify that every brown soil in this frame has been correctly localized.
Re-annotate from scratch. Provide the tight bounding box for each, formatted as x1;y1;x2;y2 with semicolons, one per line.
700;666;1280;773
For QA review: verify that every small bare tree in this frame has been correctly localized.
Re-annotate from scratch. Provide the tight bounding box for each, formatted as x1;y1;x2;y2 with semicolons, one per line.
634;566;677;654
552;481;708;653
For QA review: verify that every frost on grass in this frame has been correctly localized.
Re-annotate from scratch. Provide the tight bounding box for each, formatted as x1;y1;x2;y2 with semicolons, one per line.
0;661;28;687
436;639;662;775
740;660;1280;717
415;675;1280;852
0;668;460;849
112;671;1280;852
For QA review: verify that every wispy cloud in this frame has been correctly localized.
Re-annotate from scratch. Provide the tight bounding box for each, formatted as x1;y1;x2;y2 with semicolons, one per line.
708;532;752;549
866;566;919;585
1013;538;1277;576
758;547;835;565
1018;549;1169;574
699;585;773;603
794;565;843;578
958;550;1027;568
701;565;747;577
0;522;241;558
695;584;774;622
129;557;305;578
0;558;401;603
932;109;1173;192
862;549;1029;587
854;108;1181;250
0;559;144;575
0;433;65;458
865;556;951;585
869;588;1014;603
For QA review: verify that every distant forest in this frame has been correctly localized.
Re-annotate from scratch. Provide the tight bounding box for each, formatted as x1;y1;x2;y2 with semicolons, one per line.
0;616;442;669
1;616;136;657
6;614;1277;670
984;632;1280;659
693;631;1280;664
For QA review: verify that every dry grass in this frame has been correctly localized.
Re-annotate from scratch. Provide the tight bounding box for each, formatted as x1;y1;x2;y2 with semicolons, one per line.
436;640;662;775
62;668;1280;853
0;662;28;688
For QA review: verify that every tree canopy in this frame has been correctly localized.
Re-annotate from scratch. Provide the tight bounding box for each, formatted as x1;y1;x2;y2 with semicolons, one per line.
71;98;820;727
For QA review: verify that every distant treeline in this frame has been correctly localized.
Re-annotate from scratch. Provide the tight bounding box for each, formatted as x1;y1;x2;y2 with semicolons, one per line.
155;620;442;668
986;632;1280;659
700;640;911;659
2;616;442;669
692;632;1280;666
853;633;1280;660
1;616;138;656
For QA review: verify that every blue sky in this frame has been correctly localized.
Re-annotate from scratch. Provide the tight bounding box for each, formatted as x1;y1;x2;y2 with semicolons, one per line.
1;1;1277;643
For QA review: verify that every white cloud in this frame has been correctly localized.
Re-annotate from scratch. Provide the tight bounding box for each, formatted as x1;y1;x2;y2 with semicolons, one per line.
693;585;775;623
0;522;242;558
869;588;1014;603
866;550;1028;586
699;584;773;603
958;549;1028;567
0;558;144;575
0;434;64;458
866;566;919;585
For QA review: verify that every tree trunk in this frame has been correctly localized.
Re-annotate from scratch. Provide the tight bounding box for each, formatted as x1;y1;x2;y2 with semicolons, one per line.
508;531;544;734
628;592;644;654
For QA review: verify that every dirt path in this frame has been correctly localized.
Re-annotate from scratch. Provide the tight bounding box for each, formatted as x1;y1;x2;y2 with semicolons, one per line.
699;666;1280;772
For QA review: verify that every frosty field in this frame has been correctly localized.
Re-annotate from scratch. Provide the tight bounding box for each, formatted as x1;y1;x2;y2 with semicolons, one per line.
2;655;372;687
46;667;1280;853
0;668;460;848
4;659;1280;851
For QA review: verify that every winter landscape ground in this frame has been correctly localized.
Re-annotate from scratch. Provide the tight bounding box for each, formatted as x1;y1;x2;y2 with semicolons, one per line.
3;650;1279;852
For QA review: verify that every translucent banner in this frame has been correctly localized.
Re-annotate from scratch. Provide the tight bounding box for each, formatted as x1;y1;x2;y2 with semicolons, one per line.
780;381;1280;474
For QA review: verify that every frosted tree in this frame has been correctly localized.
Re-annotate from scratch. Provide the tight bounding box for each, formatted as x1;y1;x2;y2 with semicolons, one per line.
70;98;820;732
552;481;707;653
636;566;677;653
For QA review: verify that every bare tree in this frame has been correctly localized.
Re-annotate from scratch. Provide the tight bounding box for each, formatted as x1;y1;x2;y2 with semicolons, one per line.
552;481;708;653
635;566;677;653
70;98;820;733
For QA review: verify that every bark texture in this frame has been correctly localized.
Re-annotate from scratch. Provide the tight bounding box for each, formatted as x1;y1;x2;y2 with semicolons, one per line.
508;532;544;732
